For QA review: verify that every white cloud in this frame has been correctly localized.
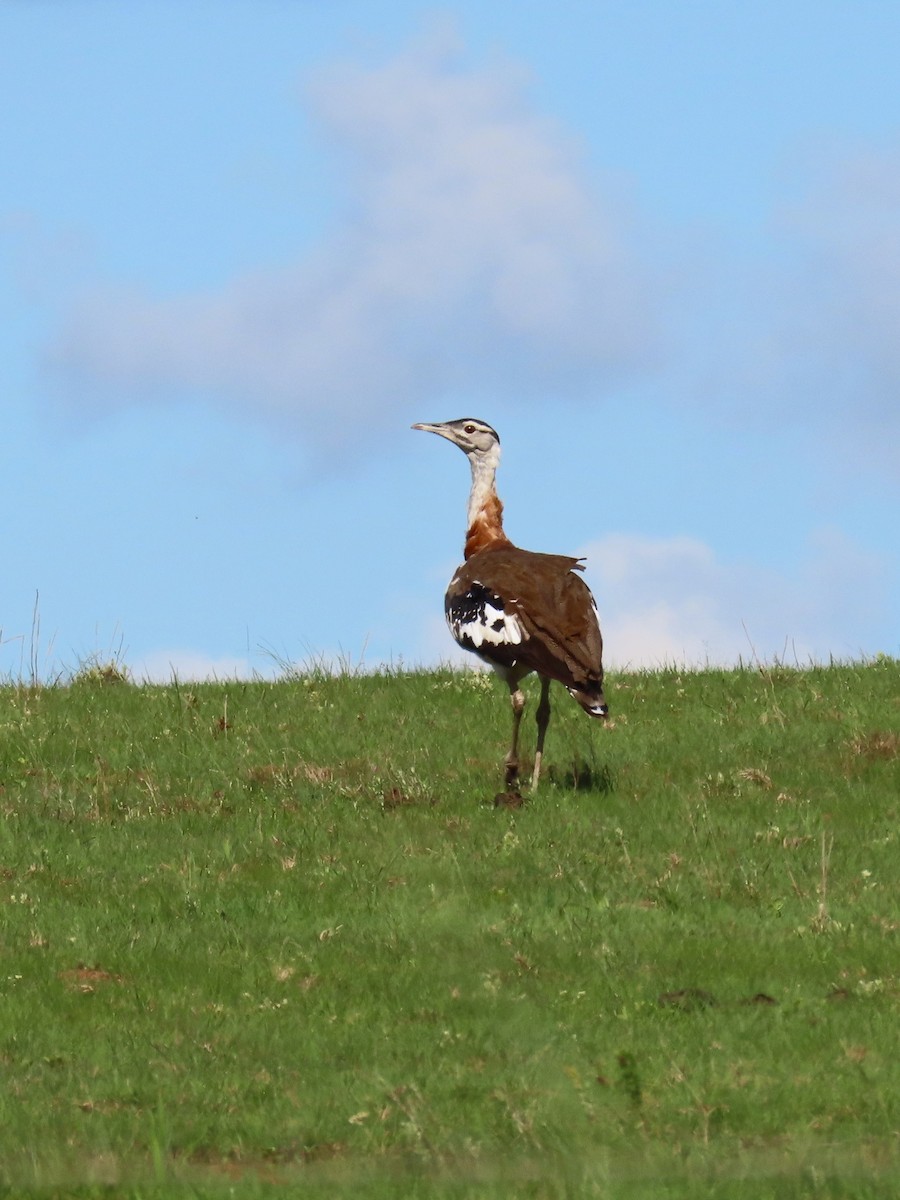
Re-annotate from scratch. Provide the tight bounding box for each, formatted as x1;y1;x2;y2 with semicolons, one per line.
48;25;657;454
580;530;887;669
41;29;900;495
686;142;900;483
775;145;900;478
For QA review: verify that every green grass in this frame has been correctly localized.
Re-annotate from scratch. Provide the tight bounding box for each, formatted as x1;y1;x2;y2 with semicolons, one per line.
0;658;898;1197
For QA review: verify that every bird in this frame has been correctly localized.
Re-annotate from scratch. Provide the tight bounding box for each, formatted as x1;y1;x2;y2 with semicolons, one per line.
412;417;608;791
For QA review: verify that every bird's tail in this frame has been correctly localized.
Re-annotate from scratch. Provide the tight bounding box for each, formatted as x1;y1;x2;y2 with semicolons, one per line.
567;683;609;719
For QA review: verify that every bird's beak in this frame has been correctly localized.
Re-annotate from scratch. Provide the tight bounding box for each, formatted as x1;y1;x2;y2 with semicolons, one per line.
411;421;454;442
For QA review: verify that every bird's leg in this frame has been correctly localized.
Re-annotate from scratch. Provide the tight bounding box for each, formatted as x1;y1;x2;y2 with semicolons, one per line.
531;676;552;790
505;685;526;789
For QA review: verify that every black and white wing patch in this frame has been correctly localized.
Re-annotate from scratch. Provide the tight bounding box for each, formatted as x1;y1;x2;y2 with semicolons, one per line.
445;580;526;653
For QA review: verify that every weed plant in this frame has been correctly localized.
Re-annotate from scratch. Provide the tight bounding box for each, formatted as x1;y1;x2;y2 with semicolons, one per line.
0;658;897;1197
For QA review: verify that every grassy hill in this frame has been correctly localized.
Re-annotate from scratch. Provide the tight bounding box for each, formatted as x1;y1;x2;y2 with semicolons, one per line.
0;658;898;1197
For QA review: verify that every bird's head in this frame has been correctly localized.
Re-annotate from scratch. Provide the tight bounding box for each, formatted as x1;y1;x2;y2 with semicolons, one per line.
411;418;500;467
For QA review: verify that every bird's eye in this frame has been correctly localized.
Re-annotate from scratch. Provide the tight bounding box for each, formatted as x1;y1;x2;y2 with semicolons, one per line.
464;424;476;434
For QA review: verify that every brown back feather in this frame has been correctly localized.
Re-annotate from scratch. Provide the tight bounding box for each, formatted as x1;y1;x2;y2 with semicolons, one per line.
447;545;604;695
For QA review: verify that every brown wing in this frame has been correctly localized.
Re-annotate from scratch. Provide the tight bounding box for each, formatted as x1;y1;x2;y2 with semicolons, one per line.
445;545;605;708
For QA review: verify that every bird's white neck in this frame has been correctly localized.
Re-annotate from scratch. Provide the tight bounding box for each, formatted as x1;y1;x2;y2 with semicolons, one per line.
464;446;511;559
466;448;499;528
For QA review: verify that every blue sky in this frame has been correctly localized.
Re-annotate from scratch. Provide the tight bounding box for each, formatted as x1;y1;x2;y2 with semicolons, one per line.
2;0;898;680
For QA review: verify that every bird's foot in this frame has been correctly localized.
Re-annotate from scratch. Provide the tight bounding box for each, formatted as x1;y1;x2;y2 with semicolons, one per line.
494;789;525;809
